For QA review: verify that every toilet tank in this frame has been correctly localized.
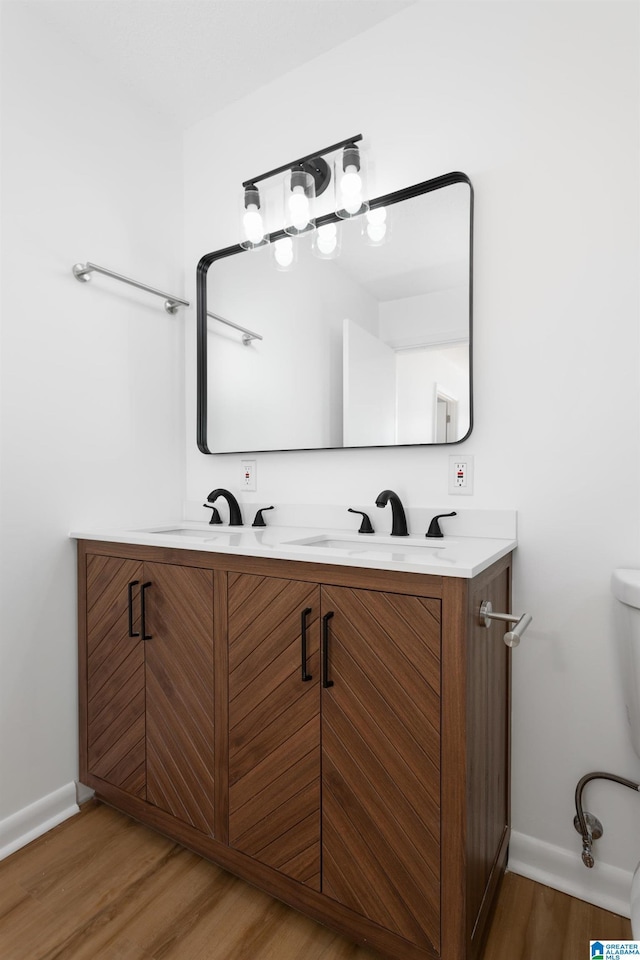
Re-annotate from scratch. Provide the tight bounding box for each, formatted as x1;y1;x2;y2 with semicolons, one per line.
612;569;640;759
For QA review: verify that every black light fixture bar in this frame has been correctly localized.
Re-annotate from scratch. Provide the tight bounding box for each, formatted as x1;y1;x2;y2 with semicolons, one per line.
242;134;363;188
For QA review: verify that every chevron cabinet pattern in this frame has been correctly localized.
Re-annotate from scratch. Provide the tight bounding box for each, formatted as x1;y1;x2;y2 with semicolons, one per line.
82;552;216;835
86;554;146;796
321;586;441;952
228;573;321;888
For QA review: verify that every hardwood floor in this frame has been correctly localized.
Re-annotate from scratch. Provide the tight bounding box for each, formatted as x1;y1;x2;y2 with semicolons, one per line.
0;801;631;960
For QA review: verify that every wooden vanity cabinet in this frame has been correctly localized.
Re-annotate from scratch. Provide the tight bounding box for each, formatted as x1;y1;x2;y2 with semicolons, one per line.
77;540;512;960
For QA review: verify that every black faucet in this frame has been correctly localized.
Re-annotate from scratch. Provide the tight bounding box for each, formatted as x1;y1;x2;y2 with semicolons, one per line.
375;489;408;536
206;488;243;526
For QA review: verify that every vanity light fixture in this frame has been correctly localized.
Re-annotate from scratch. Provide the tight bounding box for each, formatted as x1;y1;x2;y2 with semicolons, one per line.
239;134;368;258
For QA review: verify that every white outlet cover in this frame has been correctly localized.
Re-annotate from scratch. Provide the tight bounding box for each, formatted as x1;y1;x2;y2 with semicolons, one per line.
448;454;474;495
241;459;257;492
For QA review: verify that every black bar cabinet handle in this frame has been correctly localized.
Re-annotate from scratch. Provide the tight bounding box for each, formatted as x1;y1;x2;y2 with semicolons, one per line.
140;581;152;640
128;580;140;637
322;611;334;688
301;607;313;682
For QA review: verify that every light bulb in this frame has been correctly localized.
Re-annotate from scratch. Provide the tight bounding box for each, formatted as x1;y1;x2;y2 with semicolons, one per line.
365;207;387;244
341;165;362;196
316;223;338;255
289;186;310;230
367;207;387;226
367;223;387;243
285;167;316;236
274;237;294;268
243;204;264;244
340;165;363;215
343;192;363;215
319;223;337;239
335;143;368;219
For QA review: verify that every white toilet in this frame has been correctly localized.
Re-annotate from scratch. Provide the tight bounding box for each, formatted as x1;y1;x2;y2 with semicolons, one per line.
632;863;640;937
611;568;640;935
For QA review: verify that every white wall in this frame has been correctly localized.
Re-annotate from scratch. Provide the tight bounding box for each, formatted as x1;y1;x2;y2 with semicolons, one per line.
183;1;640;911
0;4;184;839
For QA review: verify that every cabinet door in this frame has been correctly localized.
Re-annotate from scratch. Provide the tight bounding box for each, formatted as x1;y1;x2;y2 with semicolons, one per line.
86;554;146;797
321;585;441;953
228;573;321;890
144;562;216;835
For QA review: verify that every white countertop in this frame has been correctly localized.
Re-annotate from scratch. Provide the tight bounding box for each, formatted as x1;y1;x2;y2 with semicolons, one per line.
70;521;516;579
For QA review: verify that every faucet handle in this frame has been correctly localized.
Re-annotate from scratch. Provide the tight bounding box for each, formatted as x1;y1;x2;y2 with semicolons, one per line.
252;506;274;528
202;504;222;525
348;508;374;534
425;511;457;538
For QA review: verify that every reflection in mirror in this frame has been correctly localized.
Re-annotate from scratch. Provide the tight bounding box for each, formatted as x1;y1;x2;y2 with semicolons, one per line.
196;173;472;454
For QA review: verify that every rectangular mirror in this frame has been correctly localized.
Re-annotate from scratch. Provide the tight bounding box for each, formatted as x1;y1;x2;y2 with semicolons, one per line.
196;172;473;454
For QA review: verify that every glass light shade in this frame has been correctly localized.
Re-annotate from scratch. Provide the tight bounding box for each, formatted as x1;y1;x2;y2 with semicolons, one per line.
284;167;316;236
239;185;269;250
272;236;296;271
312;221;341;259
362;205;390;246
335;144;369;219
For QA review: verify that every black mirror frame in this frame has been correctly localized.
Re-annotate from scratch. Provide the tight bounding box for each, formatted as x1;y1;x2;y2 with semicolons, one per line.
196;171;473;455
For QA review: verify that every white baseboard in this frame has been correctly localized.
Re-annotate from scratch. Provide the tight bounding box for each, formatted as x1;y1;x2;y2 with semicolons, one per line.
76;781;95;805
508;829;633;919
0;782;79;861
0;793;632;918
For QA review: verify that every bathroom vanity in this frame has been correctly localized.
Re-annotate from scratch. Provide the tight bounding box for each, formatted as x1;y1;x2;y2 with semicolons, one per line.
75;524;514;960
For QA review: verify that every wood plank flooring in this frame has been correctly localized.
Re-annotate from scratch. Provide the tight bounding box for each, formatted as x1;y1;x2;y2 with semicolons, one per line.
0;801;631;960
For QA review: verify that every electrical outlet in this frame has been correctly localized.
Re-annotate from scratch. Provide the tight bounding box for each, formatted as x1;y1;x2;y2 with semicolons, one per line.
449;455;474;495
241;459;257;492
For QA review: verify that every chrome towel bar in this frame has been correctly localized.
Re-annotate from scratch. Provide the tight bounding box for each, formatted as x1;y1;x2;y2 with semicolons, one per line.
72;261;263;344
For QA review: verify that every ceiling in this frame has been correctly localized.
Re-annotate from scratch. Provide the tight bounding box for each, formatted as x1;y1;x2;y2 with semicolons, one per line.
30;0;416;129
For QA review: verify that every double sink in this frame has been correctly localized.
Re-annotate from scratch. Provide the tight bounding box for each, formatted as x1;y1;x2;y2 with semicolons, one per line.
146;526;452;560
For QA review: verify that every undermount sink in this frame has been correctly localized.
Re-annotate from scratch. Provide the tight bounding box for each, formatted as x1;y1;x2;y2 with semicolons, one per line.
145;526;257;546
145;528;456;561
285;535;453;555
148;527;218;540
